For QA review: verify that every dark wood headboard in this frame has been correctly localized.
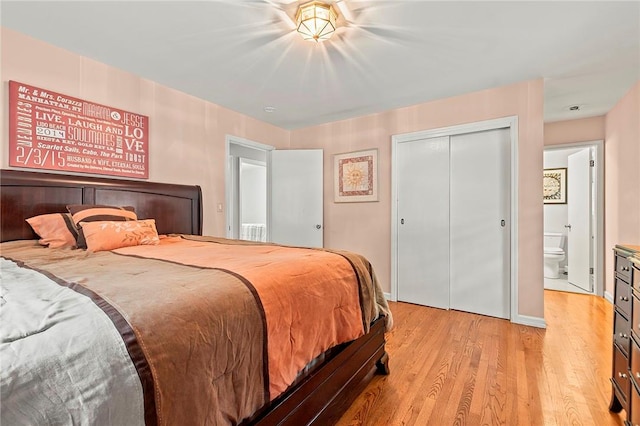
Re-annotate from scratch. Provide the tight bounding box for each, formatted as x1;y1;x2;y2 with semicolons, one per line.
1;169;202;242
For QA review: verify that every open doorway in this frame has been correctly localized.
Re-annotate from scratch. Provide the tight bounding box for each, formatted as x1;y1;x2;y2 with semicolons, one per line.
225;136;274;242
543;140;604;297
239;158;267;241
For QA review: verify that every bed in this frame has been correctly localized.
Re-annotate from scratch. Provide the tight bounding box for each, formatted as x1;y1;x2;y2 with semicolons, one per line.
0;169;391;425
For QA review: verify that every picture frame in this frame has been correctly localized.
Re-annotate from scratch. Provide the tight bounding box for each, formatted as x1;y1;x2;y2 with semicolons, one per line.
543;168;567;204
334;148;378;203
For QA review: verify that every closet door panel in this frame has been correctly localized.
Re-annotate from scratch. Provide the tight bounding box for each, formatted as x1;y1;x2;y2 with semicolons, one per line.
397;136;449;309
449;128;510;319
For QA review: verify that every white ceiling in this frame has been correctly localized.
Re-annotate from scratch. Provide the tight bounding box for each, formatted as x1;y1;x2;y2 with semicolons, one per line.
2;1;639;130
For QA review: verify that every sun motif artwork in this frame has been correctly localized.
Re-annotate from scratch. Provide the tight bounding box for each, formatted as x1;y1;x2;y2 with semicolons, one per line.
543;174;561;199
543;173;560;200
334;148;378;203
339;155;373;196
542;168;566;204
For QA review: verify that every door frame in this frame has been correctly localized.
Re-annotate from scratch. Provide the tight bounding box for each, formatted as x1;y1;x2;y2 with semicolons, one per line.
391;116;520;322
225;135;274;240
543;140;604;298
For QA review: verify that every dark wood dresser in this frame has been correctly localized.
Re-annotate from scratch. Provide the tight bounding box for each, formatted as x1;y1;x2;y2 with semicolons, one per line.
610;244;640;425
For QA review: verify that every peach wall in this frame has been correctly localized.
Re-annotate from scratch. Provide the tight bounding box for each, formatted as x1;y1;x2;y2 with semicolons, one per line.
0;28;291;236
1;27;547;320
291;80;546;320
544;116;605;146
605;81;640;295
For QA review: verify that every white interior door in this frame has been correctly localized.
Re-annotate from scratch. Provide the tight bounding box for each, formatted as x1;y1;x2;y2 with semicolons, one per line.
271;149;323;247
397;136;450;309
567;148;591;292
449;128;510;319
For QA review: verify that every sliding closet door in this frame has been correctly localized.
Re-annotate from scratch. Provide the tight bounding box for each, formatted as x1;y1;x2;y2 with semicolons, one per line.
449;128;511;319
397;136;449;309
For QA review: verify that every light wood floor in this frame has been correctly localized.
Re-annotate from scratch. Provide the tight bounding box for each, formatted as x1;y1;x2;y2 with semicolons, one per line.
337;290;625;426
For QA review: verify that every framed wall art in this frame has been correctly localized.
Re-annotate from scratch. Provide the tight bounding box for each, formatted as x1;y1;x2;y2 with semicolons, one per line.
9;80;149;179
543;168;567;204
334;148;378;203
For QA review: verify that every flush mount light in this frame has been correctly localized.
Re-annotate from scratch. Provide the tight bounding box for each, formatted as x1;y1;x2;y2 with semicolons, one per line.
295;1;338;43
263;106;276;113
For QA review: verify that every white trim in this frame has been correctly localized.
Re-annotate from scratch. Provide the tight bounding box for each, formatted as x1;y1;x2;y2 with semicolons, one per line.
227;154;236;238
225;135;275;240
384;292;391;301
392;117;519;142
390;138;399;302
543;140;604;297
509;120;519;323
594;141;605;298
391;116;520;322
604;291;614;305
512;314;547;329
226;135;275;152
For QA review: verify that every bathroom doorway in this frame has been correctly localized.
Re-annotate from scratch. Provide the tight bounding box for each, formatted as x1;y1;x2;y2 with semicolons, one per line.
543;141;604;297
226;137;272;242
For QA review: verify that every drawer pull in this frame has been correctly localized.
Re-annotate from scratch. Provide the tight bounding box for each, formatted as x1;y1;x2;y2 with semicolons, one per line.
622;266;630;271
620;296;629;301
619;372;628;379
619;332;629;339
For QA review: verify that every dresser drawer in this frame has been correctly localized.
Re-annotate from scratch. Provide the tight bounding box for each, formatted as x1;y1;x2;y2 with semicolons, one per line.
634;261;640;291
632;337;640;390
615;311;632;356
617;278;632;317
613;345;631;407
632;380;640;426
633;295;640;341
617;254;632;281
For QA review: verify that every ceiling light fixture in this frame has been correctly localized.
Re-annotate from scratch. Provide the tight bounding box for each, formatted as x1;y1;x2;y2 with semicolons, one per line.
295;1;338;43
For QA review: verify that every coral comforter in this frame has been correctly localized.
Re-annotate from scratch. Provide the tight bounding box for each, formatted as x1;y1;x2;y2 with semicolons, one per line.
0;235;391;425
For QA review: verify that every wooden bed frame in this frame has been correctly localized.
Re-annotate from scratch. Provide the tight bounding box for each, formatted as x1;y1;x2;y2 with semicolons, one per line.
0;169;389;425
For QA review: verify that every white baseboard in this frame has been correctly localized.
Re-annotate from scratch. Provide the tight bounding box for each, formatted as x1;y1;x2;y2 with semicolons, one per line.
385;294;546;328
604;291;614;304
512;314;547;329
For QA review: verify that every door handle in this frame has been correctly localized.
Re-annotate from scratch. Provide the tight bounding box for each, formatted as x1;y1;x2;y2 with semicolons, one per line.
564;224;572;230
316;224;322;230
401;218;405;225
500;220;505;227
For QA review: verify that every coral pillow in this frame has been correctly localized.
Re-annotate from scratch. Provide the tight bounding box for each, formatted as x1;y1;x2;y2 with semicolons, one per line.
26;213;78;248
67;205;137;249
81;219;160;252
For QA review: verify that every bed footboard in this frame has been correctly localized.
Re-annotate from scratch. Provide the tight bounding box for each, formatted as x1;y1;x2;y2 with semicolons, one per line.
251;316;388;425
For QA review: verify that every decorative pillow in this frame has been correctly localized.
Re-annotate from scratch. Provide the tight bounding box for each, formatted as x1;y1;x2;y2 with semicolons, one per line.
26;213;78;248
67;205;137;249
81;219;160;252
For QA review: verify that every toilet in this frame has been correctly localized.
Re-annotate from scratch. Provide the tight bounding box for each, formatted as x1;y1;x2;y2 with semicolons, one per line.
544;232;566;279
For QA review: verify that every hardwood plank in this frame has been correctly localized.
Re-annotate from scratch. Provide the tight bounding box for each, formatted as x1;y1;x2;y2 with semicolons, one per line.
337;290;626;425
